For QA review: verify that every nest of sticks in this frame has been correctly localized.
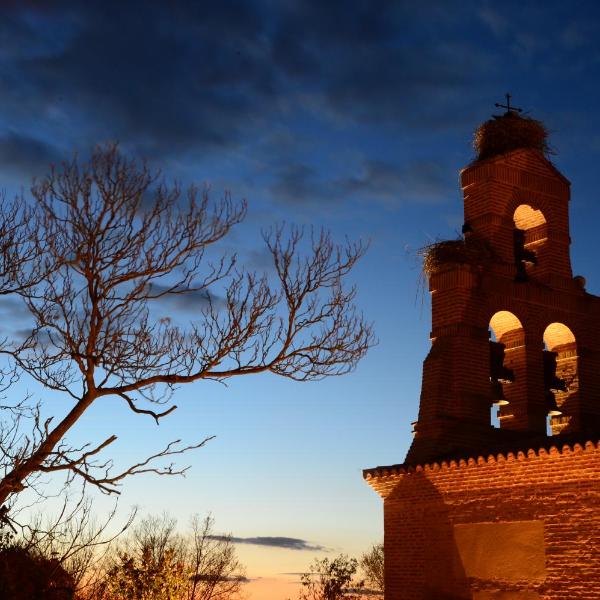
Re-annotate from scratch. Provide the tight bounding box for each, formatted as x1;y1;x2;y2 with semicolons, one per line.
474;112;551;161
420;237;497;277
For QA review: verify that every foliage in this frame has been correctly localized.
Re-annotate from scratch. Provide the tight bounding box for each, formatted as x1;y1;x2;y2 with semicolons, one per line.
93;513;245;600
106;545;187;600
473;111;551;161
359;543;383;594
0;538;76;600
0;145;373;518
15;494;135;590
298;555;364;600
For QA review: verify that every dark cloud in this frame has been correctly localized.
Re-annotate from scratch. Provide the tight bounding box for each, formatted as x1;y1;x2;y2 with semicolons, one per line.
0;0;496;170
12;328;34;341
0;297;32;321
148;284;227;313
339;160;404;199
340;159;455;205
271;1;492;128
269;164;331;205
0;132;63;178
269;158;454;207
0;1;276;160
245;247;275;271
208;535;326;551
0;0;596;212
193;574;251;583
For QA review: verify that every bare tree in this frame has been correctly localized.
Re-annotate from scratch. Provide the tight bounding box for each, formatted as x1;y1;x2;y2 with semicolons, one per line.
93;513;245;600
359;543;383;595
0;145;373;517
17;494;135;589
186;515;245;600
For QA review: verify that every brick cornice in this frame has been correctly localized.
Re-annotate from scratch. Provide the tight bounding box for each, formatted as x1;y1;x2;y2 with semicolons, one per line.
363;439;600;498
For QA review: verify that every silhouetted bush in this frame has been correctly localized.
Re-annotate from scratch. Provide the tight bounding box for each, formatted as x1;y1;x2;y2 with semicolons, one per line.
0;544;75;600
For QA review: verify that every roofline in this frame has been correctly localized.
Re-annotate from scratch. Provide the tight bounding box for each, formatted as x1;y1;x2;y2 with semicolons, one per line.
460;147;571;186
363;437;600;480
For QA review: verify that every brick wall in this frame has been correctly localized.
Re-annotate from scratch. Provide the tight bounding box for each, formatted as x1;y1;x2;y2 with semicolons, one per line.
364;441;600;600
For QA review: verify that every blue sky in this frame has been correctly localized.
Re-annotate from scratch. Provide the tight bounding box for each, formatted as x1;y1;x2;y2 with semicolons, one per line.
2;1;600;596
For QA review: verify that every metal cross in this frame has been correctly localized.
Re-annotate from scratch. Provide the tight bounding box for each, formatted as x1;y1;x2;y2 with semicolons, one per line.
495;93;522;114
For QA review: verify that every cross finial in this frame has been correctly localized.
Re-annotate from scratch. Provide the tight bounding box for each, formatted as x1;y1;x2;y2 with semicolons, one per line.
494;93;522;115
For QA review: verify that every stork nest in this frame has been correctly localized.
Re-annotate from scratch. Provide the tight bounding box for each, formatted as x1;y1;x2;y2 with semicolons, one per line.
474;112;551;161
420;237;497;277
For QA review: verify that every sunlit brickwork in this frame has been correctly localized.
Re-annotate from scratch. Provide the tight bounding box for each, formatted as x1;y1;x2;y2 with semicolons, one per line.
408;147;600;464
365;137;600;599
365;442;600;600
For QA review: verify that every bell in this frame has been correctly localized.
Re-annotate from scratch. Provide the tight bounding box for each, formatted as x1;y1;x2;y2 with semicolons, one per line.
543;350;567;392
490;341;515;383
545;391;562;417
490;380;509;405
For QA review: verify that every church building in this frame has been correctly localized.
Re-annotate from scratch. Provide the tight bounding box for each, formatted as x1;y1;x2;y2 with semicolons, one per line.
364;100;600;599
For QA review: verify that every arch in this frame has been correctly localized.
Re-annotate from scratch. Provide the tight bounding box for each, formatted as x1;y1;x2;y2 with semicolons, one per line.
514;204;546;230
543;322;576;351
489;310;523;340
489;311;524;429
513;204;548;280
543;322;578;436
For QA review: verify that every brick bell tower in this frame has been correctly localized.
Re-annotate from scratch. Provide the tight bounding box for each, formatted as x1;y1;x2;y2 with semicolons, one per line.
364;100;600;600
407;101;600;465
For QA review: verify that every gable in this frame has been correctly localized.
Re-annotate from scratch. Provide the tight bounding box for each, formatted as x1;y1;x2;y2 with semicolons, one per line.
462;148;570;187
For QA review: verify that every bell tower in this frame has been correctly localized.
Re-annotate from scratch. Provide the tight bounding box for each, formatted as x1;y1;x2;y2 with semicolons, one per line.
405;104;600;465
365;104;600;599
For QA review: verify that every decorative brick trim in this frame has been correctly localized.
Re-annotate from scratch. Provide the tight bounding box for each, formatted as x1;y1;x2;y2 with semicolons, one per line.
363;439;600;498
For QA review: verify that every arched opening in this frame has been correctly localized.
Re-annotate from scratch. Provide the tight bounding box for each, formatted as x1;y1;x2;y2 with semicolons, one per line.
490;311;523;339
489;311;524;428
513;204;547;281
543;323;578;436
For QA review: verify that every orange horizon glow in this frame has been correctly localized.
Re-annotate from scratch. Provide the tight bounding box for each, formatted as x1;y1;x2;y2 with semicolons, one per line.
244;575;301;600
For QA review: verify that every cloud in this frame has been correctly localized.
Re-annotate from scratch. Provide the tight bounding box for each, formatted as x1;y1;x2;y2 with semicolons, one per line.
0;297;32;321
0;0;590;216
389;159;456;204
270;158;454;208
269;164;333;205
340;159;453;205
270;1;492;128
193;574;252;583
208;535;326;551
477;5;509;37
0;1;277;159
245;247;275;271
0;0;494;170
147;283;227;313
0;131;63;178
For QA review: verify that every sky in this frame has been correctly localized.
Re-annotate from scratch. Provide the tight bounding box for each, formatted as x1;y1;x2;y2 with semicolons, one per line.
2;1;600;598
